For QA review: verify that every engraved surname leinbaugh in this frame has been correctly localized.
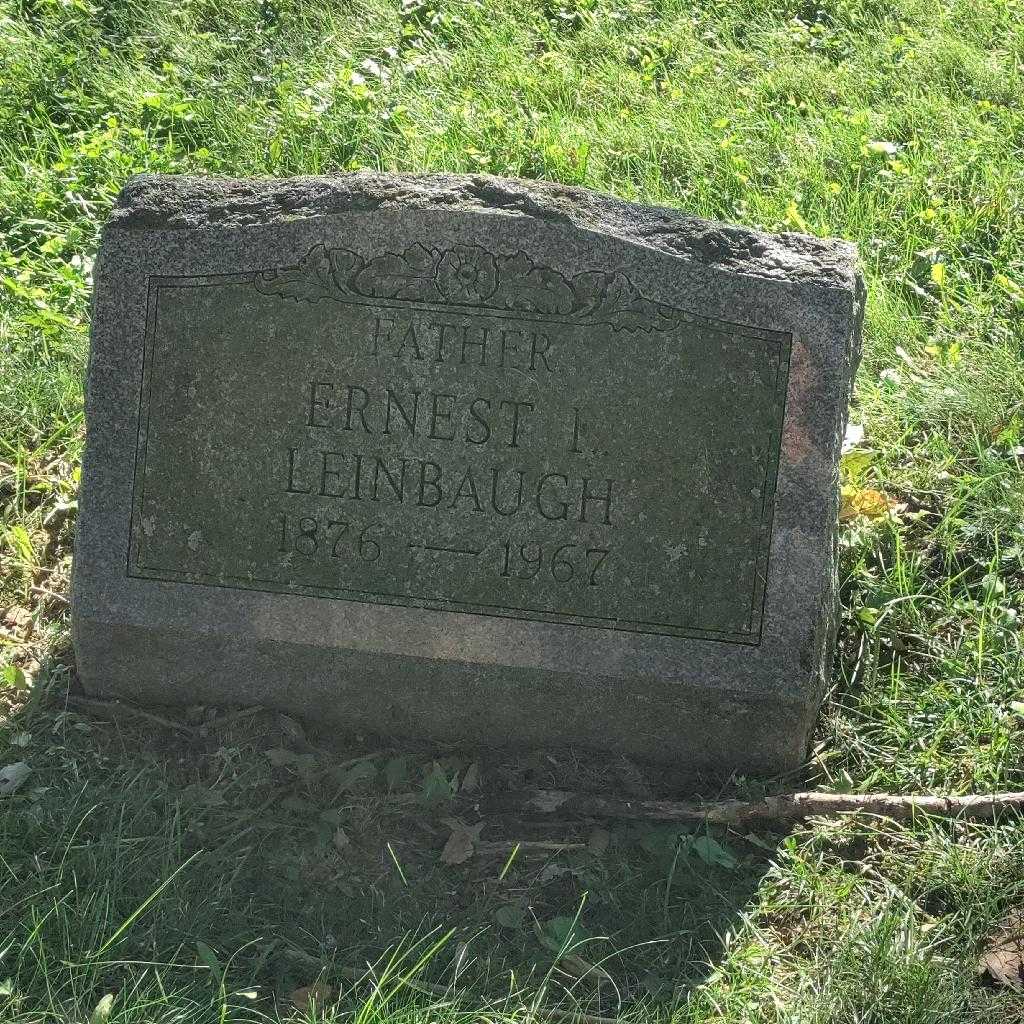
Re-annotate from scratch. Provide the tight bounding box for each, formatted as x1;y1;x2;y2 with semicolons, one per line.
128;242;791;643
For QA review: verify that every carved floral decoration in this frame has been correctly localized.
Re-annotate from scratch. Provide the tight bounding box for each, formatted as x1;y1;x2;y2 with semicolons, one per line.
254;242;683;333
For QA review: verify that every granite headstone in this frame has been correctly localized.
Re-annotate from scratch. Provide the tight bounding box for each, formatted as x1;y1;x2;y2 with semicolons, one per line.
73;172;863;772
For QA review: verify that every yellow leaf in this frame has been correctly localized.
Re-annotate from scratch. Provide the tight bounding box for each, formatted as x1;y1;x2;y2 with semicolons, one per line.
784;201;808;232
90;994;116;1024
841;450;874;483
995;273;1022;296
840;485;895;521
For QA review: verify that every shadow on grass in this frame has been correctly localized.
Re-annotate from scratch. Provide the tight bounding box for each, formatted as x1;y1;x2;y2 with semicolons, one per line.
0;647;792;1020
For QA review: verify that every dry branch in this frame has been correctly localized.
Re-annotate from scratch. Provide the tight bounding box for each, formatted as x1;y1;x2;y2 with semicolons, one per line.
66;695;197;735
484;788;1024;825
54;693;1024;826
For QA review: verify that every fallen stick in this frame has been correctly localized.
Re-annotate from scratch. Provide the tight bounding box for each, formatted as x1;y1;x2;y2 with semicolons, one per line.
200;704;264;731
484;789;1024;825
475;840;588;853
65;695;197;736
51;693;1024;826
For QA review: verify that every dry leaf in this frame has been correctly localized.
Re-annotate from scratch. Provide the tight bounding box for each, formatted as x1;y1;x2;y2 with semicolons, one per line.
560;951;614;984
441;830;474;865
538;862;572;883
840;485;895;521
440;818;485;865
529;790;570;813
90;993;115;1024
979;909;1024;991
3;607;32;636
4;607;31;628
0;762;30;795
449;940;470;976
290;982;336;1009
461;762;481;793
275;713;310;750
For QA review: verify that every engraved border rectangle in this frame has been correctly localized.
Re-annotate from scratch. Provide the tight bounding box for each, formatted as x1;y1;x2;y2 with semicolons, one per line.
127;271;791;645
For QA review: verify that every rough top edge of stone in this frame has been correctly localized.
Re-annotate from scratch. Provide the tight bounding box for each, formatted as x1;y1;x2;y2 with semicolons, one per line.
105;171;861;290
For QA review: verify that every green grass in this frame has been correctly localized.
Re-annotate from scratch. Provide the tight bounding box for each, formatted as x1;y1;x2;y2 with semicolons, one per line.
2;0;1024;1020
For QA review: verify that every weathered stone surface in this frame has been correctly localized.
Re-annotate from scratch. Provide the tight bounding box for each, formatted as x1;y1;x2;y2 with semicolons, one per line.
73;172;864;773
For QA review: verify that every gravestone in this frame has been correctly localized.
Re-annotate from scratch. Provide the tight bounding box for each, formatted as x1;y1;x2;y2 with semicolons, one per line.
73;172;863;773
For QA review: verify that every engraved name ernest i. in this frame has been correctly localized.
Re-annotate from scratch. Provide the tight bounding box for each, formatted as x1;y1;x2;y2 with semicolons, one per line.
283;371;614;524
